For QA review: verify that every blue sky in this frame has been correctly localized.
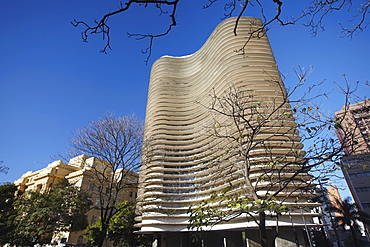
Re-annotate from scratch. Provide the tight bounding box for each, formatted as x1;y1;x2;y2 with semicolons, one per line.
0;1;369;197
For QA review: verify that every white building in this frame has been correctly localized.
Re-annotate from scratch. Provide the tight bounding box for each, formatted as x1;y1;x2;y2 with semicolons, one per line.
137;17;321;247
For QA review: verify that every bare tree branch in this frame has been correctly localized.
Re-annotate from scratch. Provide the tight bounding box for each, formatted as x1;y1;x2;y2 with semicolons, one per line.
0;161;9;174
69;114;143;247
71;0;179;64
72;0;369;62
187;70;366;247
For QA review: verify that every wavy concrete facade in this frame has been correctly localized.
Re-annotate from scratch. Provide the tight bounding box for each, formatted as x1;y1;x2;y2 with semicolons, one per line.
137;17;319;237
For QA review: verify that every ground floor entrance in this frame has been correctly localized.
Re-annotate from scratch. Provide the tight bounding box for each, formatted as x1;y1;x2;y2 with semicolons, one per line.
150;227;313;247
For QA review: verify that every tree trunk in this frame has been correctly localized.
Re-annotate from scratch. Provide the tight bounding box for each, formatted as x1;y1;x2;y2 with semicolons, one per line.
97;224;107;247
259;211;268;247
350;224;361;247
97;236;105;247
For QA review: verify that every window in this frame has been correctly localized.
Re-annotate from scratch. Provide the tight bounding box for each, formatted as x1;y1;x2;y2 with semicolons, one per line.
129;191;133;197
86;162;99;168
89;184;95;191
91;216;97;225
349;171;370;178
94;199;100;209
355;187;370;193
77;236;83;244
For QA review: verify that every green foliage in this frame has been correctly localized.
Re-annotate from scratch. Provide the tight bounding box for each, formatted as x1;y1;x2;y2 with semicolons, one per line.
109;201;151;247
12;179;92;246
84;201;151;247
109;201;137;246
84;221;104;246
0;183;18;245
188;185;288;232
50;180;92;232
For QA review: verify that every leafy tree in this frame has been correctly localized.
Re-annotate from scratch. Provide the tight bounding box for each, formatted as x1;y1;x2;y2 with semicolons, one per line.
70;114;143;247
72;0;369;62
12;179;92;246
84;201;151;247
84;221;104;246
0;183;18;245
109;201;151;247
331;197;370;247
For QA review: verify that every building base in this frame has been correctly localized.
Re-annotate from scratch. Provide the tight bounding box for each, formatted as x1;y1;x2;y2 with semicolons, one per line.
149;227;312;247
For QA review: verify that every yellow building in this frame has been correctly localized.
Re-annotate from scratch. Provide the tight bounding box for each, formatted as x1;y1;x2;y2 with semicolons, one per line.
14;155;138;246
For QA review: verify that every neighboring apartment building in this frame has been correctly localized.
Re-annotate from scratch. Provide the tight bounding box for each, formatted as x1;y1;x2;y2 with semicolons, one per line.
14;155;138;246
137;17;321;247
335;99;370;214
335;99;370;155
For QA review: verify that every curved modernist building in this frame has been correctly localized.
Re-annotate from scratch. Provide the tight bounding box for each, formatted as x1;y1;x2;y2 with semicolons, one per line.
137;17;320;247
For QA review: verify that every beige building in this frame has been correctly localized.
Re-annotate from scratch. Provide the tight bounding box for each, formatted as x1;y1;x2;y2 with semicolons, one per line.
14;155;138;246
335;100;370;214
137;17;321;247
335;99;370;155
327;186;343;218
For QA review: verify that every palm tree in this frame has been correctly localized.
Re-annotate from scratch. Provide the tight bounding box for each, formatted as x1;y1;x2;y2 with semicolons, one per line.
331;197;370;247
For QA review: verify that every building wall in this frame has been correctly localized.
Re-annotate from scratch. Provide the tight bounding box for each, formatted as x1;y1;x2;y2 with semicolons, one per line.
327;185;342;216
138;16;320;244
341;154;370;214
335;99;370;214
335;99;370;155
